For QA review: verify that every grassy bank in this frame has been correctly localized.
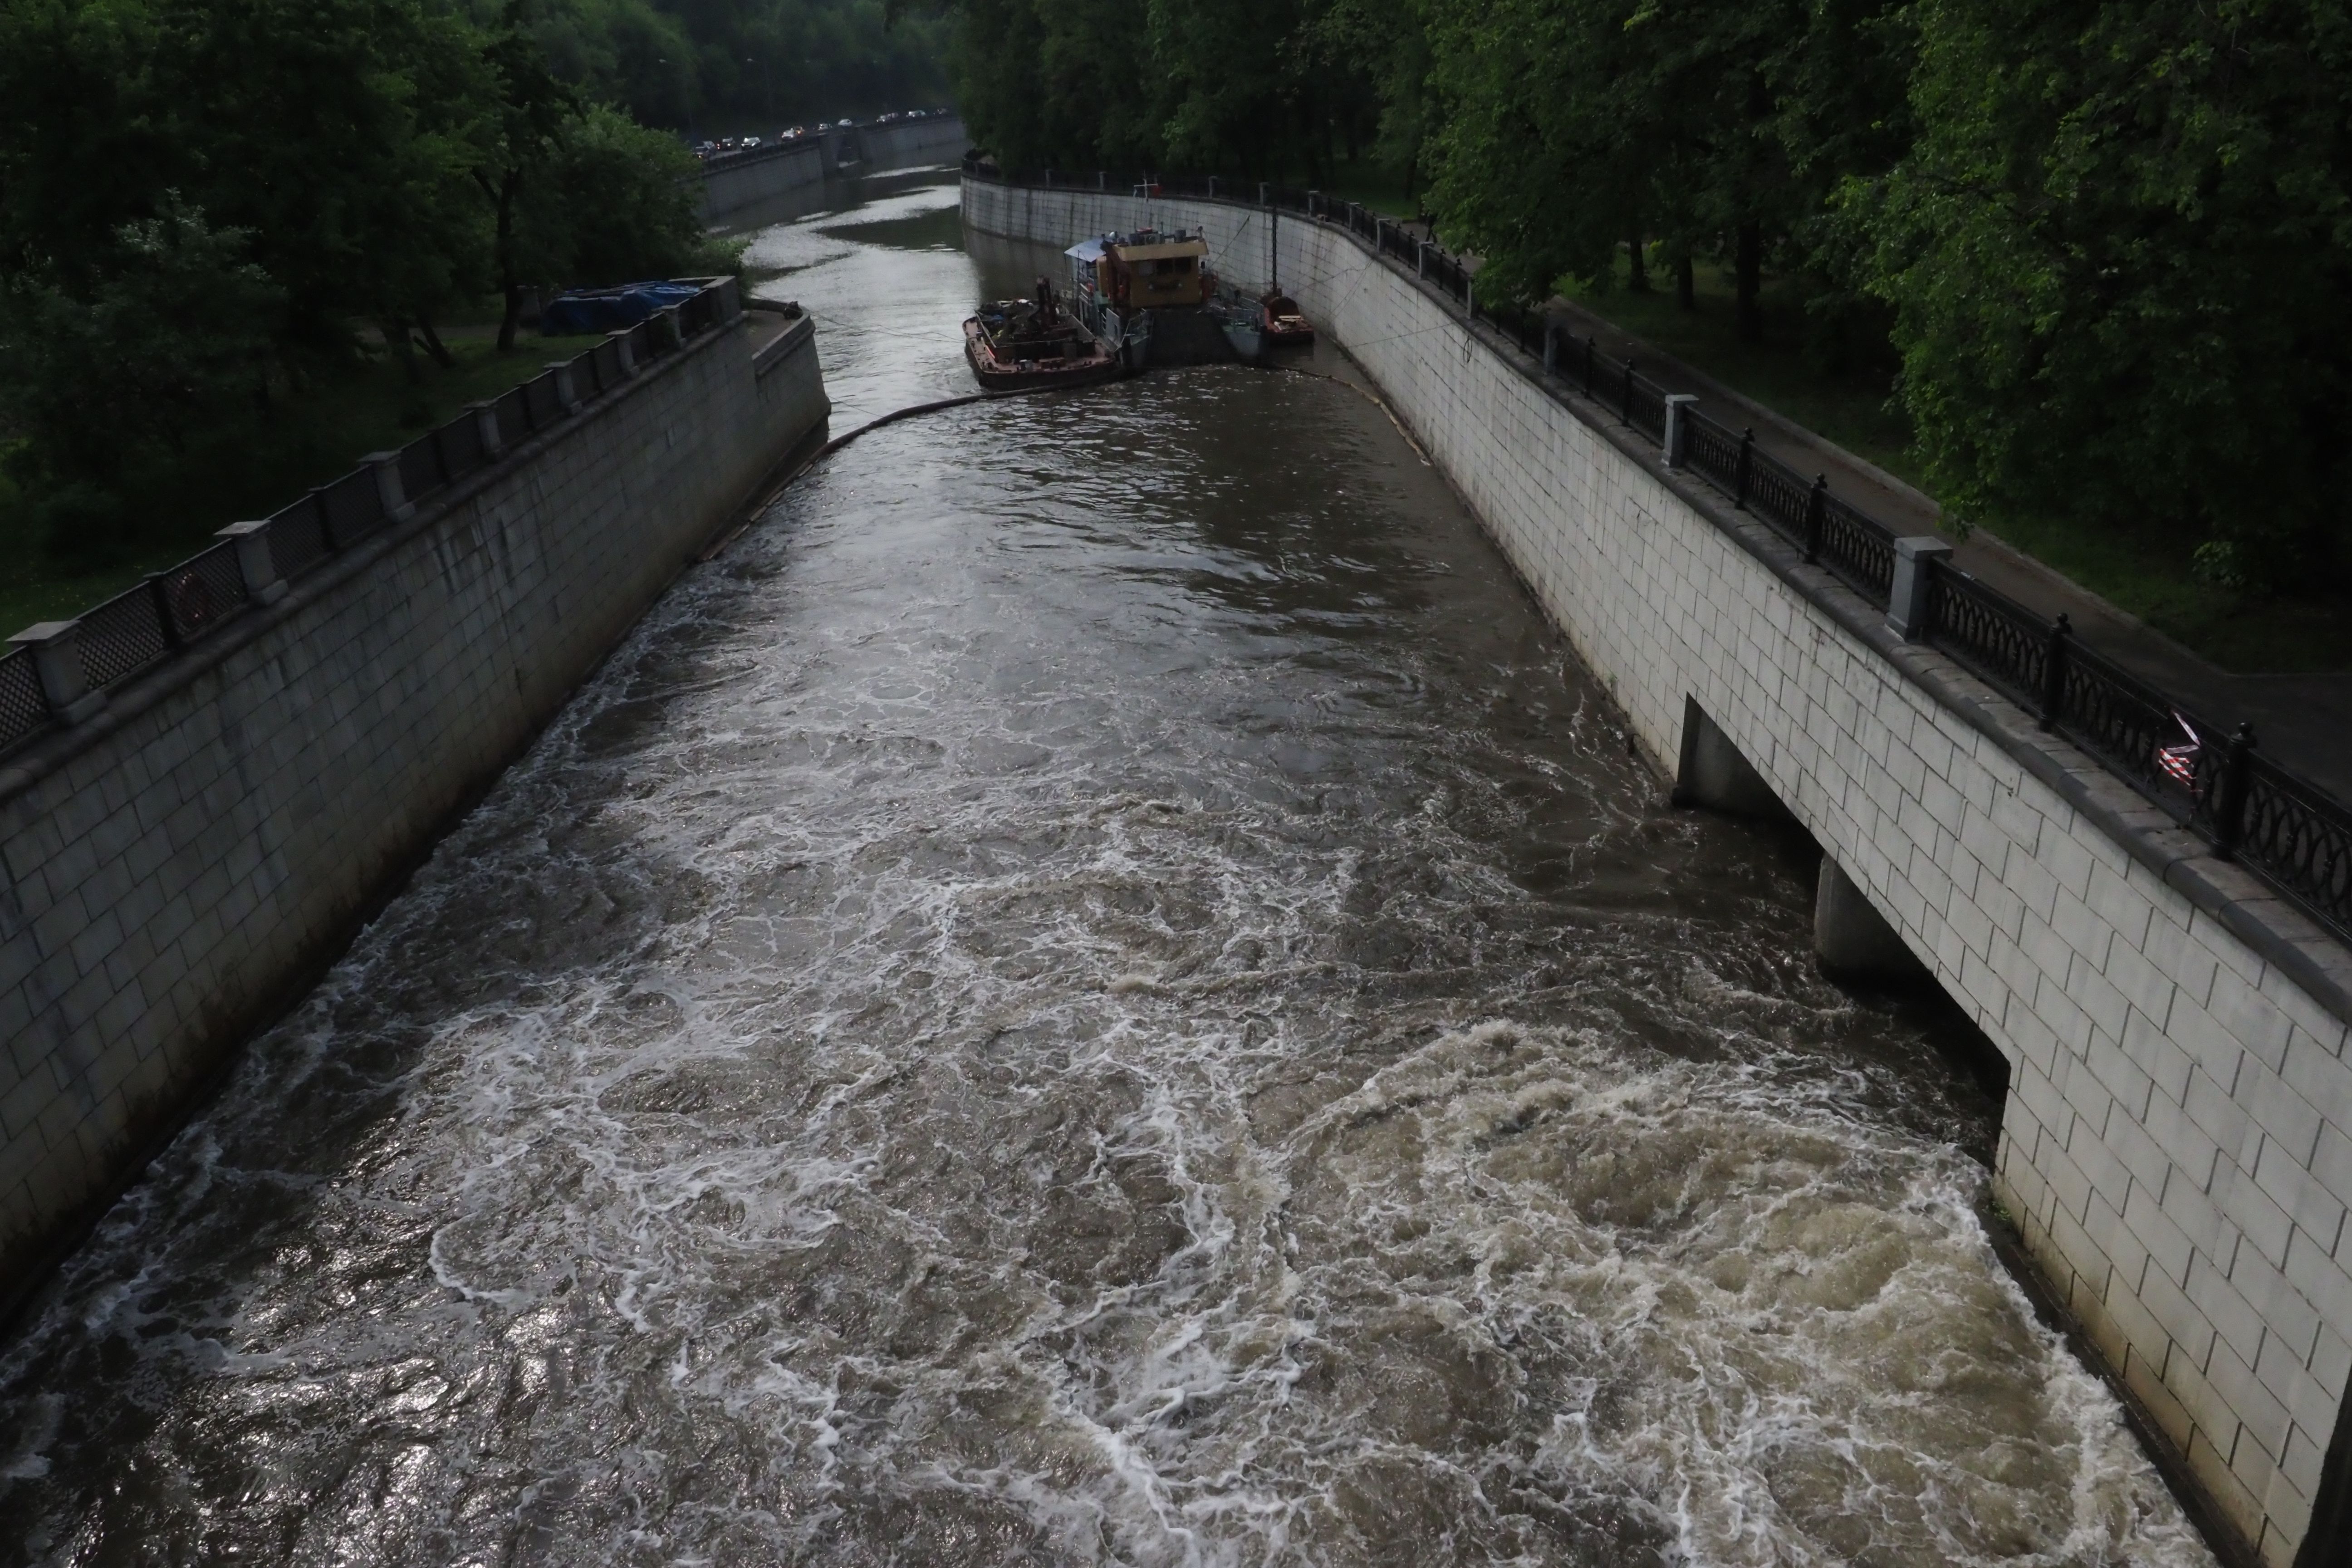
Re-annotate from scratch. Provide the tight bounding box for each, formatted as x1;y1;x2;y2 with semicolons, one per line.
0;328;603;638
1563;256;2352;674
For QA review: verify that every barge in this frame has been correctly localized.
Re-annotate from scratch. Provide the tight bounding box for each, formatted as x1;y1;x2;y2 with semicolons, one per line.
962;279;1122;392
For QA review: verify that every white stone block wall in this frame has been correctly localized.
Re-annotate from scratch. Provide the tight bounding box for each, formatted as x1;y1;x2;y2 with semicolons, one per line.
0;317;828;1314
967;176;2352;1565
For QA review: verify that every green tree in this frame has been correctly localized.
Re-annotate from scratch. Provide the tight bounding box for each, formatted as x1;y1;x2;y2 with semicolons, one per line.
1420;0;1907;336
1852;0;2352;586
0;197;284;559
515;103;742;288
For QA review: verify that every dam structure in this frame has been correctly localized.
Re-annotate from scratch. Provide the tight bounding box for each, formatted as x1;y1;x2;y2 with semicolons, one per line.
965;171;2352;1567
699;115;969;224
0;281;829;1317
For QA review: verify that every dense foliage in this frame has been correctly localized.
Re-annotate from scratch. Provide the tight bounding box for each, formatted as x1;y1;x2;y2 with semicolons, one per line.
947;0;2352;587
539;0;950;132
1852;0;2352;587
0;0;735;554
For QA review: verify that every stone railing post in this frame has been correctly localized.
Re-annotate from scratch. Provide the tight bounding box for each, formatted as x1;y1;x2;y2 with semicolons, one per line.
608;328;638;377
1543;323;1558;376
655;305;685;353
1886;536;1951;640
469;400;505;459
546;363;580;413
361;451;413;523
215;521;288;605
1662;394;1698;467
9;622;103;724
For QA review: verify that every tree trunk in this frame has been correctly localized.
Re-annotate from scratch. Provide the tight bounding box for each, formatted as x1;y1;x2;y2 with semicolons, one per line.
1627;229;1648;293
485;167;524;352
388;318;421;383
1676;252;1696;310
416;317;457;370
1735;219;1763;342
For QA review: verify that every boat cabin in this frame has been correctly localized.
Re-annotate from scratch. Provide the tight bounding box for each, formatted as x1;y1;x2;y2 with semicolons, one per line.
1068;229;1211;309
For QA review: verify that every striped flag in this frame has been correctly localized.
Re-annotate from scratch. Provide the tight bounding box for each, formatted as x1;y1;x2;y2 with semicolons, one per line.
2157;712;2202;790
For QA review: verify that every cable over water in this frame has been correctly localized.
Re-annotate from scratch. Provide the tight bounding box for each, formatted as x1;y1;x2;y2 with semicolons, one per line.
0;180;2212;1567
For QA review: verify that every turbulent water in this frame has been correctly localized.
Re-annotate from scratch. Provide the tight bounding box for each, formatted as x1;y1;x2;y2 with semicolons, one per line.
0;180;2215;1568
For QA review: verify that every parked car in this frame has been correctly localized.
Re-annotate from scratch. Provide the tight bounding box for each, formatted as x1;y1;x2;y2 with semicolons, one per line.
741;135;761;149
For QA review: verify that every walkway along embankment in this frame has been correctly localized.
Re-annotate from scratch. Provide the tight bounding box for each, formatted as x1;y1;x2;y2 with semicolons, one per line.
0;281;830;1325
964;171;2352;1568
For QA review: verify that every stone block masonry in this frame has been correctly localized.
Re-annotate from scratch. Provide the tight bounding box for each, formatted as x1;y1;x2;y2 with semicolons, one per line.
966;175;2352;1568
0;304;828;1323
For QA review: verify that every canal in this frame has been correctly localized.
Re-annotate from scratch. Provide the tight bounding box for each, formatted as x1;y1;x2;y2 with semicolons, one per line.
0;177;2213;1566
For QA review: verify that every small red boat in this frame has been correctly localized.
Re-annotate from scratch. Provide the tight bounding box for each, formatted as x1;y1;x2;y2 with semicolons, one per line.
1260;290;1314;348
963;278;1122;393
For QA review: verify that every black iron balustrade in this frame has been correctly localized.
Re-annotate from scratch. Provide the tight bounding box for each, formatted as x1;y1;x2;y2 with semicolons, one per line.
318;468;385;550
1683;416;1744;493
2236;755;2352;936
72;585;172;692
1625;375;1667;443
151;544;249;646
524;370;564;428
1815;492;1896;603
0;274;739;765
1922;567;2050;711
495;387;531;448
1742;449;1815;542
0;649;47;752
400;435;446;505
267;493;334;579
2058;636;2211;809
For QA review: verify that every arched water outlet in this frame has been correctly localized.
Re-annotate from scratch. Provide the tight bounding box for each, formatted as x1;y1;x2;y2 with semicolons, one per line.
1671;695;1936;992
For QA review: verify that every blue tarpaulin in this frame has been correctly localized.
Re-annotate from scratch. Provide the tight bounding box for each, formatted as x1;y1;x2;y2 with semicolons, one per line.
541;281;701;335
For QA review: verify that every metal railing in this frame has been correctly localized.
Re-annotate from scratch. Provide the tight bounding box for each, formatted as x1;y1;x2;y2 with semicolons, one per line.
0;276;744;768
965;159;2352;944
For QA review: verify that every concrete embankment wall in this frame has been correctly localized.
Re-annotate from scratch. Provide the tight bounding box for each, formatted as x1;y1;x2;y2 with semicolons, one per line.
0;304;828;1319
700;117;966;222
965;175;2352;1568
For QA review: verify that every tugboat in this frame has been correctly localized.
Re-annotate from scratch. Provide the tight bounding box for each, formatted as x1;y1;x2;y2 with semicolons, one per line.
962;276;1122;392
1065;230;1238;368
1260;289;1314;348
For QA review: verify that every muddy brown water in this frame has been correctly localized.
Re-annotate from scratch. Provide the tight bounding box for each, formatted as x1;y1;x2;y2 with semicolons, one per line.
0;179;2212;1567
